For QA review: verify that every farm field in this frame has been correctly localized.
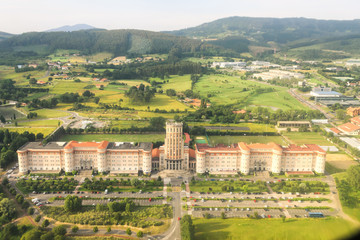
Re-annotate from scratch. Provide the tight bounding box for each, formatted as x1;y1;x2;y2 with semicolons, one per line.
0;106;26;120
208;135;287;146
59;134;165;142
193;218;358;240
193;75;308;110
0;127;56;136
282;132;332;146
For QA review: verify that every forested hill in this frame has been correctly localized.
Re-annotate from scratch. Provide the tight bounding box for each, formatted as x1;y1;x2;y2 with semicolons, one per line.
0;29;214;56
167;16;360;44
0;31;14;41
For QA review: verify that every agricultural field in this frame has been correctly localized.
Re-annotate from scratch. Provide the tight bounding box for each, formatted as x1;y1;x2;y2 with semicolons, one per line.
59;134;165;142
193;75;308;110
208;135;287;145
282;132;332;146
193;218;359;240
0;106;26;120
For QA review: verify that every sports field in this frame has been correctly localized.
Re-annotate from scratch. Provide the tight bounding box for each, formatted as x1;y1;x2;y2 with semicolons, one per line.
59;134;165;142
282;132;332;145
209;135;287;145
193;218;359;240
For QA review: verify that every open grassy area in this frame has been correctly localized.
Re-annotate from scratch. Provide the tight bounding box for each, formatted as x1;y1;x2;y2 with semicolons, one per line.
193;218;359;240
152;75;192;92
282;132;332;145
0;127;56;136
193;75;308;110
209;135;287;146
326;154;358;170
59;134;165;142
31;109;70;119
16;119;61;127
189;122;276;133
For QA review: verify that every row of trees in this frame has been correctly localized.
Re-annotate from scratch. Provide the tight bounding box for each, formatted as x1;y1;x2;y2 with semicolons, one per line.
125;84;155;104
81;177;163;191
180;215;195;240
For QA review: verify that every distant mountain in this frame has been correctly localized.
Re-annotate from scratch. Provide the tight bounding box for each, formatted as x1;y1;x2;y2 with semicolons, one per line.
167;16;360;45
0;29;217;57
0;31;14;41
46;24;96;32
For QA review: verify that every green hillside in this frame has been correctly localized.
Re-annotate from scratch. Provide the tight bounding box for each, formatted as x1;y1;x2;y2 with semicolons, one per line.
0;29;215;56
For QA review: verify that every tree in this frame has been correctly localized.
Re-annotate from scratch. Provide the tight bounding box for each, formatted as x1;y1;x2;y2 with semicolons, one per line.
107;226;111;232
180;215;194;240
64;196;82;212
40;232;54;240
93;226;98;233
20;228;42;240
282;215;286;223
347;165;360;189
149;117;166;130
126;228;132;236
131;178;140;187
221;212;226;219
0;198;17;222
52;225;66;236
35;215;41;222
0;115;5;123
29;78;37;85
36;133;44;140
27;207;35;215
72;225;79;233
335;109;346;120
42;219;50;227
137;231;144;238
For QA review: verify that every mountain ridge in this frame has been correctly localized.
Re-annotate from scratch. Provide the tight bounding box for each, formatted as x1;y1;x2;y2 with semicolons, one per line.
45;24;96;32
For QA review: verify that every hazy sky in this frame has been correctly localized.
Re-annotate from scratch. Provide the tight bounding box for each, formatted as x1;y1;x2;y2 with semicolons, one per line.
1;0;360;34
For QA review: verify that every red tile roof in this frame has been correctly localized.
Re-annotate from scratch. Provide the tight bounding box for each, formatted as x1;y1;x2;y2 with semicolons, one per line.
184;133;191;144
152;148;160;158
338;122;360;133
64;141;109;150
189;149;196;158
351;116;360;125
284;144;325;153
330;128;341;134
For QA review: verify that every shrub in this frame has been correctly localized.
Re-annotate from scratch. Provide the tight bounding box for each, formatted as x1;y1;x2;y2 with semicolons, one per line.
28;207;35;215
107;226;111;232
35;215;41;222
137;230;144;238
93;226;98;233
72;225;79;233
42;219;50;227
126;228;132;235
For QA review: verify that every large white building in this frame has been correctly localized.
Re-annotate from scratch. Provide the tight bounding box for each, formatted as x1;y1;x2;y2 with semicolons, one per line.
18;121;326;175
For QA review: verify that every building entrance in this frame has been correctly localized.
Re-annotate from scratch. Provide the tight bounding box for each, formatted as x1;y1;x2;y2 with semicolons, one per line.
166;160;182;170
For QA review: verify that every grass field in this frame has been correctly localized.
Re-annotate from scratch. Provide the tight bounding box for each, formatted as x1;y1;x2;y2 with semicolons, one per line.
152;75;192;92
193;218;359;240
209;135;287;146
282;132;332;145
0;127;56;136
16;119;61;127
31;109;70;118
59;134;165;142
189;122;276;133
0;106;26;120
193;75;308;110
326;154;358;170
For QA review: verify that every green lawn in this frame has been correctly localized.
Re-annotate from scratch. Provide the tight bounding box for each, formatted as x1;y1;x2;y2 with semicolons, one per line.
59;134;165;143
209;135;287;146
16;119;61;127
189;122;276;133
193;218;359;240
193;75;308;110
282;132;332;146
32;109;70;119
153;75;192;92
